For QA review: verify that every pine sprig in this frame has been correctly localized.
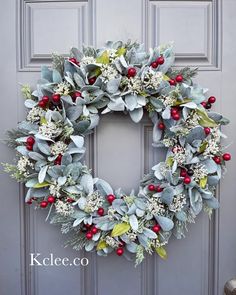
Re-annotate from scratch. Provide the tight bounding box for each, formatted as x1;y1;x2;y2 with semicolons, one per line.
52;52;65;75
4;129;25;148
168;67;198;80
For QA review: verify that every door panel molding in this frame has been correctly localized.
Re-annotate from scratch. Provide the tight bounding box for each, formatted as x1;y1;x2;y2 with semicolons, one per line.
17;0;96;71
147;0;222;70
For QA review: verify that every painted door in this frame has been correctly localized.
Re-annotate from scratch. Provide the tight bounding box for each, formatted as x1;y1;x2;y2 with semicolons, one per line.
0;0;236;294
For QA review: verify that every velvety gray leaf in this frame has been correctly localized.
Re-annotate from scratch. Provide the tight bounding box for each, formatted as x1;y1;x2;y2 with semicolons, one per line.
129;214;139;231
125;94;137;111
143;228;157;239
24;99;37;109
96;179;113;195
70;135;84;148
205;197;219;209
81;174;93;194
161;187;174;205
38;165;48;183
155;215;174;231
129;108;143;123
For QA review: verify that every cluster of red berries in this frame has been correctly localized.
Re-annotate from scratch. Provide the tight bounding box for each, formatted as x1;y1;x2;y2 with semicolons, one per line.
27;195;56;207
213;153;231;164
201;96;216;110
179;168;193;185
26;136;35;151
95;194;116;217
27;195;75;207
171;107;181;121
85;224;99;240
38;94;61;109
150;56;165;69
148;184;163;193
169;74;183;86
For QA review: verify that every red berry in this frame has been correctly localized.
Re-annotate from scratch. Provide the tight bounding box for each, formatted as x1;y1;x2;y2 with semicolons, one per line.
74;91;82;97
208;96;216;104
97;207;104;216
201;102;207;108
152;224;161;233
158;122;165;130
26;136;35;145
118;241;125;247
38;100;46;108
42;96;49;104
180;168;187;177
40;200;48;208
175;75;183;83
155;185;163;193
27;199;32;205
116;248;124;256
169;79;176;86
91;226;98;234
171;108;179;116
204;127;211;135
86;232;93;240
84;224;91;229
52;94;60;103
213;156;221;164
127;67;136;78
183;176;191;184
69;57;77;64
107;194;115;204
151;61;158;68
47;195;55;203
156;56;164;65
206;103;212;109
54;154;62;165
148;184;155;191
223;153;231;161
26;144;33;151
172;113;180;121
88;77;96;85
67;197;74;203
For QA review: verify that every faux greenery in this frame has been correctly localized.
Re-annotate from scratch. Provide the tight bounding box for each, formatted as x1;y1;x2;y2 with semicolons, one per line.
3;41;230;265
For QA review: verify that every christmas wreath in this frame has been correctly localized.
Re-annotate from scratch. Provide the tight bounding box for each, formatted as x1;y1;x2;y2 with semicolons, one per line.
3;41;231;265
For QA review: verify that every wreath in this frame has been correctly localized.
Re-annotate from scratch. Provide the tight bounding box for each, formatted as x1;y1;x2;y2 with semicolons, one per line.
3;41;231;265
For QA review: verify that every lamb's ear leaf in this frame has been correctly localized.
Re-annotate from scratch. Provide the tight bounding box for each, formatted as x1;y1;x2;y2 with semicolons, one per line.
38;165;48;183
154;215;174;231
129;108;143;123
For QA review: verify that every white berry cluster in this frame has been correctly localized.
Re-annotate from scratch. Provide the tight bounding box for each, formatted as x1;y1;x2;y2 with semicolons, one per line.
38;121;62;139
84;191;104;213
17;156;34;177
50;141;67;156
100;64;118;83
169;193;187;212
26;106;45;123
143;70;163;89
55;200;74;217
54;82;71;96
